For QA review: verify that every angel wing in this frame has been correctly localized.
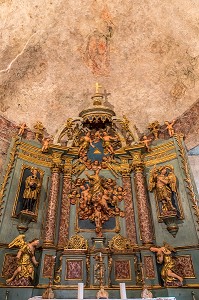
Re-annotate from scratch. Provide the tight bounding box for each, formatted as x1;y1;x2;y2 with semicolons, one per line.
148;167;157;191
168;171;177;192
8;235;26;249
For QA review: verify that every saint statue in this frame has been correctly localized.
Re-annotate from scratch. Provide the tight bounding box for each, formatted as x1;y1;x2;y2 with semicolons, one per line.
22;168;41;212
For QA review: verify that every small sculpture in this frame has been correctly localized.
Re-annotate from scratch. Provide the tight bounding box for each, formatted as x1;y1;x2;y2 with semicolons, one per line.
17;122;27;136
148;165;177;215
141;285;153;299
33;121;45;140
6;235;39;286
165;120;175;137
96;286;109;299
41;137;51;153
42;279;55;299
102;131;117;155
141;135;152;152
78;131;94;156
148;121;160;140
150;242;183;286
22;168;41;212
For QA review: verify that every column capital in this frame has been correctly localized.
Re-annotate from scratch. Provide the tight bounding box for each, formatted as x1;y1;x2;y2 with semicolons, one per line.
132;151;144;172
51;150;64;172
63;156;73;176
120;158;132;177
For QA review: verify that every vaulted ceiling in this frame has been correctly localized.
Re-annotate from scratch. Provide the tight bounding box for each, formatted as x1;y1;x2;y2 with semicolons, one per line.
1;0;199;148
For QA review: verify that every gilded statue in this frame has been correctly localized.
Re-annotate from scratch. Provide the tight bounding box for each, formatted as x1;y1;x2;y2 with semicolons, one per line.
22;168;41;212
165;120;176;137
150;242;183;286
6;235;39;286
78;131;94;156
148;165;178;215
102;131;117;155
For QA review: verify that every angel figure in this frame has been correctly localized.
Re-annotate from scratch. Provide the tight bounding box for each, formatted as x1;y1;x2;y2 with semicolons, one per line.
18;122;28;136
41;137;51;153
6;235;39;286
141;135;152;152
78;131;94;156
148;165;177;215
150;242;183;286
165;120;175;137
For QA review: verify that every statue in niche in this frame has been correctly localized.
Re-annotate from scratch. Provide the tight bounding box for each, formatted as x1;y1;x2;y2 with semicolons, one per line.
148;165;179;217
69;170;125;237
150;242;183;286
6;235;39;286
22;167;41;212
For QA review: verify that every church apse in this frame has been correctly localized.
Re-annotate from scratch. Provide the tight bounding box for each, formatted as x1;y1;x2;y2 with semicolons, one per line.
0;85;199;299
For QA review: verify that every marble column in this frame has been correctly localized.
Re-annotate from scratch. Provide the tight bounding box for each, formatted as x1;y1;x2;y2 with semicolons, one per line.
58;158;73;249
121;159;137;245
43;152;62;247
133;156;153;245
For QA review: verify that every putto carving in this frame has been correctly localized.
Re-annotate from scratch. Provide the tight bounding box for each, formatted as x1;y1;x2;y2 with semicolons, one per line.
70;170;125;237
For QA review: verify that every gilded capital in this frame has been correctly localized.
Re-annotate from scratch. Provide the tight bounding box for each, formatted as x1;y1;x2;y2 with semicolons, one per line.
120;159;132;176
63;157;73;176
51;151;63;171
132;151;144;172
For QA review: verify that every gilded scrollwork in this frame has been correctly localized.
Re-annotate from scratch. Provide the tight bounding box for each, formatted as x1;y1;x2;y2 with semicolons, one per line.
65;234;88;250
108;234;133;252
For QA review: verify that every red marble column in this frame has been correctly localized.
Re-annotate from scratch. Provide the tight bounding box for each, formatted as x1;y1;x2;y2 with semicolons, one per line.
57;171;72;249
134;165;153;245
122;175;137;245
43;167;60;247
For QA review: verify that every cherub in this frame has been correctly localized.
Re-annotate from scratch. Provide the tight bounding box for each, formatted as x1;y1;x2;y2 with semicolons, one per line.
165;120;176;137
41;137;51;153
18;122;27;136
80;184;92;207
102;131;117;155
78;131;94;155
141;135;152;152
6;235;39;285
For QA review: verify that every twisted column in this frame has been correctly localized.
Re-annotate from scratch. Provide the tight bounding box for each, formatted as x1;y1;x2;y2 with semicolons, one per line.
58;158;73;249
133;152;153;245
120;159;137;245
43;152;62;247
